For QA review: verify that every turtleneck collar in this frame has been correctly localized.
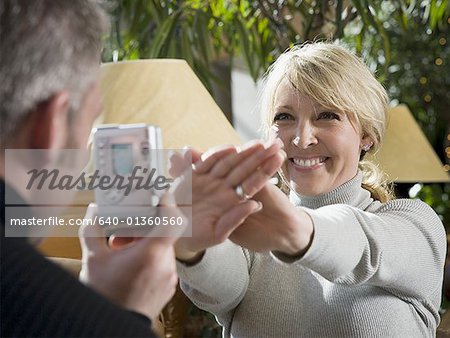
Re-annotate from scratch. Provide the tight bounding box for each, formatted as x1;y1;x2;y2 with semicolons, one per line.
289;171;373;210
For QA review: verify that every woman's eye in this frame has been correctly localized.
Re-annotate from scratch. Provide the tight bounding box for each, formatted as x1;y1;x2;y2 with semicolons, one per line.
318;112;340;120
273;113;292;122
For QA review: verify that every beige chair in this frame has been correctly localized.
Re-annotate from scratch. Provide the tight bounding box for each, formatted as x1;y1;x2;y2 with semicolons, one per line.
438;310;450;337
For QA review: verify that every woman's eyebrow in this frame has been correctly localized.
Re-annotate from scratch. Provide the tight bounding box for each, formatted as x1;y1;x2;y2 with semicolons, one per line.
273;105;293;110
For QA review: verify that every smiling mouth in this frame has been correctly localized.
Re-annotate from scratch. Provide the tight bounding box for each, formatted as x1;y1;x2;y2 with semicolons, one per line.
290;157;328;168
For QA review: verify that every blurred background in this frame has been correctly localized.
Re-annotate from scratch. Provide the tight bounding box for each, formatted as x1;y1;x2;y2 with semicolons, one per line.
100;1;449;335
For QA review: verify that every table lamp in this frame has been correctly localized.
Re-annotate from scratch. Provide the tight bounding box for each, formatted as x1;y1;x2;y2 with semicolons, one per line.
367;105;449;183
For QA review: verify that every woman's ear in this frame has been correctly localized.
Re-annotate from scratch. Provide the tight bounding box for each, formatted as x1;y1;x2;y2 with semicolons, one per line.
360;135;374;152
29;91;70;150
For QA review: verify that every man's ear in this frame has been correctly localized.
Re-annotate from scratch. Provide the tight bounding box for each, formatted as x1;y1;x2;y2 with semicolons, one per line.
29;91;70;149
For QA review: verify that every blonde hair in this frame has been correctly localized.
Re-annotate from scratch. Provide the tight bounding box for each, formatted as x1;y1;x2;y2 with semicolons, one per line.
260;41;394;202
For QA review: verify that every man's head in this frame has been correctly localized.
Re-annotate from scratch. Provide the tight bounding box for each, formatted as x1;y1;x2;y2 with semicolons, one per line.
0;0;107;149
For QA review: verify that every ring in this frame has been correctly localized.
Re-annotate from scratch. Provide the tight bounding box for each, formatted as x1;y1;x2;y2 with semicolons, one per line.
234;184;249;201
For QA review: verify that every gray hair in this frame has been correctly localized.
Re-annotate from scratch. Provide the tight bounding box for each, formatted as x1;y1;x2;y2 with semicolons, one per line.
0;0;108;145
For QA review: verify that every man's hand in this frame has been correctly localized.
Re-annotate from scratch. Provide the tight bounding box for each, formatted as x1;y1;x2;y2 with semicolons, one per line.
79;199;183;322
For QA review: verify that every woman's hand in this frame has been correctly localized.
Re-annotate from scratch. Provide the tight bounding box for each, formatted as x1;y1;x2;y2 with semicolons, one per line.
229;183;314;256
172;140;285;263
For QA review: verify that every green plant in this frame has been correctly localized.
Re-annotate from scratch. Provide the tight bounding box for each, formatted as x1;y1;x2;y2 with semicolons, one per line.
341;2;450;230
104;1;448;80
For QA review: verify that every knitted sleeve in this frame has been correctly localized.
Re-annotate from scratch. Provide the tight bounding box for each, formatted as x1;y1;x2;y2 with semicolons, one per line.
275;198;446;302
176;240;251;317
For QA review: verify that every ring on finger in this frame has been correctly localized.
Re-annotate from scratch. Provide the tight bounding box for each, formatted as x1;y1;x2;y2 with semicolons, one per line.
234;184;250;201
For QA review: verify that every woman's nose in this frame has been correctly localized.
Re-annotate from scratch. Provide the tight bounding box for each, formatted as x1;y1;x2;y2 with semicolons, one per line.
291;124;318;149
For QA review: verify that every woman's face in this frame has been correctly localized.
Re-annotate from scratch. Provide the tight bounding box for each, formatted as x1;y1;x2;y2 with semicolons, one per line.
271;80;370;196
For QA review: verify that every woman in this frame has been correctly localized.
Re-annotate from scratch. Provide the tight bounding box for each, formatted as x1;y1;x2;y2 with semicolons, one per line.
175;42;446;337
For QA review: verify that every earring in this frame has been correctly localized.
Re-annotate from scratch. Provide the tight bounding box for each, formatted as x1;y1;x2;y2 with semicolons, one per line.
361;142;373;152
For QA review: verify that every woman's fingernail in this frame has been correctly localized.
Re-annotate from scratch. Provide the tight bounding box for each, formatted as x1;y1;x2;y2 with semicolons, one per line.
240;139;263;152
254;201;263;212
275;138;284;148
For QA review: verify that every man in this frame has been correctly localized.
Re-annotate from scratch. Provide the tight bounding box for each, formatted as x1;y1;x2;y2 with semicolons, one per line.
0;1;177;336
0;1;286;337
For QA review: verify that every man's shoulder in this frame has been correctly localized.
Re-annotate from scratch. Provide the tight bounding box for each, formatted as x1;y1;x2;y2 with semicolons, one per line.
1;228;156;338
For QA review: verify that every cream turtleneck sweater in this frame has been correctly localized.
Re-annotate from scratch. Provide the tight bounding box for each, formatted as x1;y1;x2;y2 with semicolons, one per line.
177;172;446;337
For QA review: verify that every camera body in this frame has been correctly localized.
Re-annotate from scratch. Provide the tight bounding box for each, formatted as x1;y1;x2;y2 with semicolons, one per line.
93;124;164;219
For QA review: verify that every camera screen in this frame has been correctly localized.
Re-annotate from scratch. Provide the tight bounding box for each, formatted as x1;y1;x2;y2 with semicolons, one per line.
112;143;133;175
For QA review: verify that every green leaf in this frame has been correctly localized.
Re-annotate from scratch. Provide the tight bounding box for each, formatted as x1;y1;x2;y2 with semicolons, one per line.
352;0;374;31
335;0;344;38
429;0;449;30
235;17;258;81
146;0;163;26
181;27;195;67
355;25;365;54
195;11;213;64
147;10;181;58
397;3;409;31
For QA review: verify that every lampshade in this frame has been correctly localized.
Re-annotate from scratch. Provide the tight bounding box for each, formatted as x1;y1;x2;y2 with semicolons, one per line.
97;59;242;151
367;104;449;183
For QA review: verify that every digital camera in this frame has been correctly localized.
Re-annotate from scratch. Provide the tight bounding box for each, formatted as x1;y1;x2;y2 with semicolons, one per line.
92;124;165;220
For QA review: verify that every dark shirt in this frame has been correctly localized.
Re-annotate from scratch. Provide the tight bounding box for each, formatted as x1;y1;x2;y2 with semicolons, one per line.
0;179;157;337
